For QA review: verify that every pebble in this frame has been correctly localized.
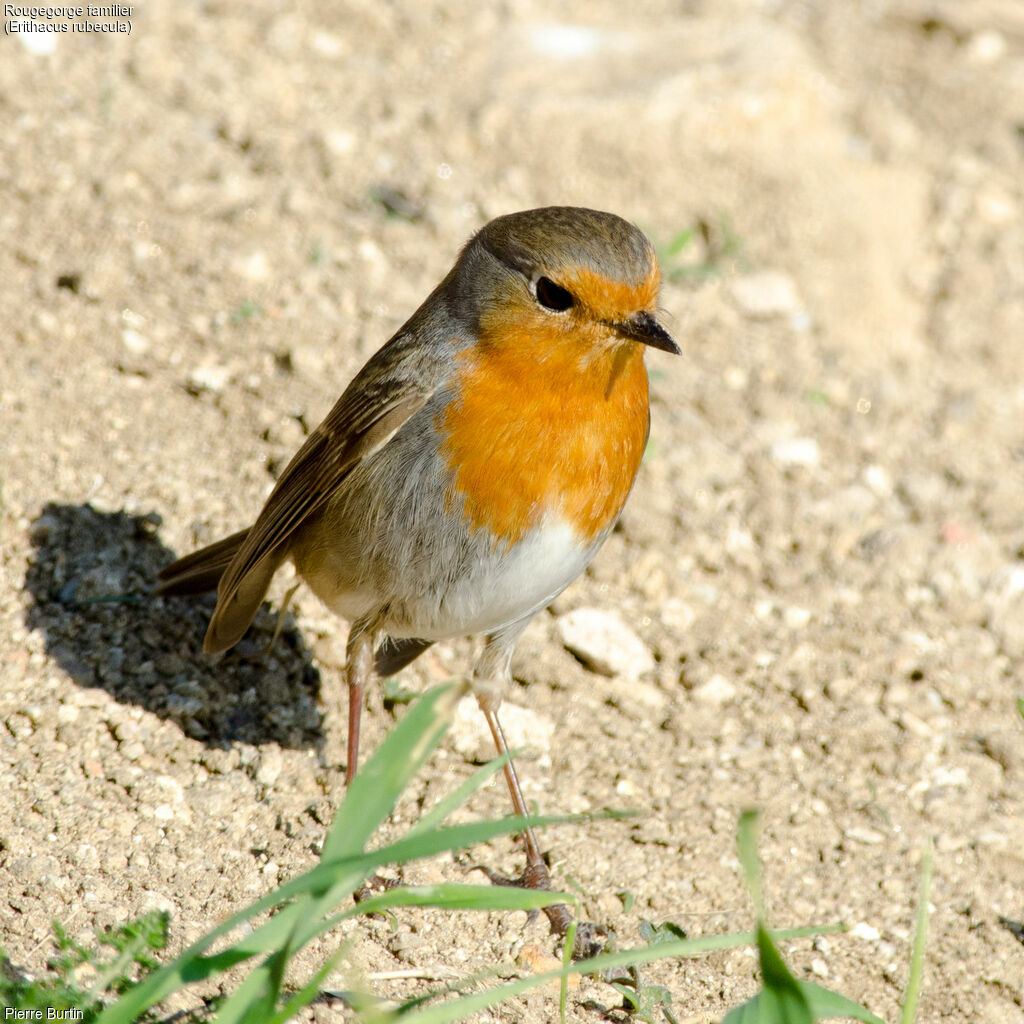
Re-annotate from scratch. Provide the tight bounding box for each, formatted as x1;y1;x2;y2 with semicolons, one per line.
693;674;737;705
186;362;231;394
556;607;655;679
850;922;881;941
122;328;150;354
770;436;821;468
255;747;285;787
232;251;271;282
845;826;885;845
728;270;802;319
660;598;696;633
783;605;812;630
966;30;1006;65
984;563;1024;657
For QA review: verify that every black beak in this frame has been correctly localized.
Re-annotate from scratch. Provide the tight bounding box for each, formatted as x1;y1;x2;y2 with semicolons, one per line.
613;311;681;354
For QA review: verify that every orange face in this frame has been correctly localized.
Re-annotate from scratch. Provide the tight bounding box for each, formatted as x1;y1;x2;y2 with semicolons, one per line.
438;259;658;548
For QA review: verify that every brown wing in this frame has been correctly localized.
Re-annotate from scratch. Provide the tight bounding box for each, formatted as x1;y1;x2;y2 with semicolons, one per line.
203;330;451;654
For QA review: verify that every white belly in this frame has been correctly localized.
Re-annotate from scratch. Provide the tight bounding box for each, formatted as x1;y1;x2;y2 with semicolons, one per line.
381;517;596;641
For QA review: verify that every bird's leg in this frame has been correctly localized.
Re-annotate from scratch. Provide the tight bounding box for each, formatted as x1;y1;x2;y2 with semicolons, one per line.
347;623;397;904
477;699;554;887
473;636;605;957
345;626;374;786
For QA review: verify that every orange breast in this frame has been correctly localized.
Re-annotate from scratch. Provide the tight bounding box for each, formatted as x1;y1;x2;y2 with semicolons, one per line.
438;320;650;548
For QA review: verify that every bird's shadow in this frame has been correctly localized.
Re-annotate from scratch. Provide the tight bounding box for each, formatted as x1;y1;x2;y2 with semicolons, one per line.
23;502;324;751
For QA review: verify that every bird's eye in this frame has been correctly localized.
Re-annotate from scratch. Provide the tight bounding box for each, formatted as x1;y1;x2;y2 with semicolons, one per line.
534;276;574;312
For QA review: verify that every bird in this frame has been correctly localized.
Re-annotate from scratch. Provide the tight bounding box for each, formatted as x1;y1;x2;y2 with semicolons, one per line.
156;205;679;947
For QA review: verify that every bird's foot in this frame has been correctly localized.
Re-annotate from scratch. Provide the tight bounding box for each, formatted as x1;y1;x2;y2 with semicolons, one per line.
477;861;607;960
354;872;401;917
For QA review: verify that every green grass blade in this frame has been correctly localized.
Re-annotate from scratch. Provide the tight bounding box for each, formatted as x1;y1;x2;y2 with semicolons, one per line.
321;681;467;862
348;882;573;916
752;922;814;1024
900;837;933;1024
103;805;624;1024
263;944;347;1024
560;921;576;1024
371;808;634;870
736;809;764;918
97;684;465;1024
803;981;886;1023
94;899;308;1024
408;753;513;837
726;981;885;1024
211;958;278;1024
390;928;834;1024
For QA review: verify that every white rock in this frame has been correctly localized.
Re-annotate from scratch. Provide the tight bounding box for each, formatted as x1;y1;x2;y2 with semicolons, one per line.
862;464;892;497
557;607;655;679
693;674;737;705
255;747;285;787
17;19;58;55
729;270;801;319
770;436;820;468
660;598;696;633
449;697;553;765
850;922;881;941
966;30;1006;64
783;606;812;630
844;826;885;845
122;328;150;354
232;251;271;282
526;24;602;60
187;363;231;394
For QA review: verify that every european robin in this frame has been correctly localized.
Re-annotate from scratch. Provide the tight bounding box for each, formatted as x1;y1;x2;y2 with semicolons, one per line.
156;206;679;948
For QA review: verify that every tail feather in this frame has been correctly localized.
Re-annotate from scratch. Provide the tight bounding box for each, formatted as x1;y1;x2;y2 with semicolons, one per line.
154;527;250;597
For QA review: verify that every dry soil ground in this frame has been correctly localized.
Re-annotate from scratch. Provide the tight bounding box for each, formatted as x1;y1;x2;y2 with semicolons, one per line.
2;2;1024;1021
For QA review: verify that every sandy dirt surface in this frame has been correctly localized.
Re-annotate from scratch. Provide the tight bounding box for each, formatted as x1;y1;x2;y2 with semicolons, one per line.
2;2;1024;1021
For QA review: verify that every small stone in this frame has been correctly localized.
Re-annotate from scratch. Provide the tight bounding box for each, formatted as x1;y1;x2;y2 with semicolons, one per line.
232;251;271;282
783;606;812;630
966;30;1006;64
122;328;150;354
770;437;820;468
850;922;881;941
845;827;885;845
255;747;285;787
557;607;655;679
729;270;801;319
693;674;737;705
862;464;892;497
660;598;696;633
5;714;34;740
187;363;231;394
